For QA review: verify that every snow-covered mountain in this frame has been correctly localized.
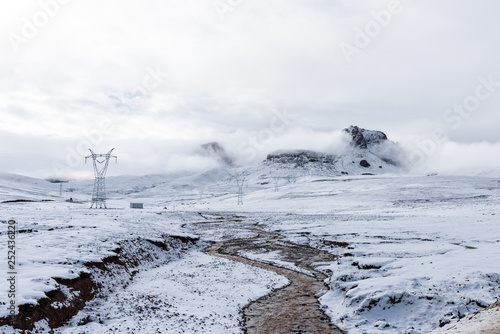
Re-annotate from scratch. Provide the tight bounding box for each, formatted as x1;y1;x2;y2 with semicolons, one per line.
262;126;406;176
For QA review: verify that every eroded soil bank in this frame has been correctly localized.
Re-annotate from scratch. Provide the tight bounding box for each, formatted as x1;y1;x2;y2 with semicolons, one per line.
0;235;199;331
205;222;345;334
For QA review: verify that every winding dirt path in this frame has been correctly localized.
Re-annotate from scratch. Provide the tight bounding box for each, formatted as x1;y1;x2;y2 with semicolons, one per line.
207;228;345;333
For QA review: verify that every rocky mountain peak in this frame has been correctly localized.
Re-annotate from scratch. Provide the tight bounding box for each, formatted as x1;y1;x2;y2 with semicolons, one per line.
200;142;233;166
342;125;387;149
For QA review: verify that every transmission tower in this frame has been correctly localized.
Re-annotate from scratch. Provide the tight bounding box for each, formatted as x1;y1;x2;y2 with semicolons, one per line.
85;148;117;209
47;179;69;196
268;174;296;192
228;171;249;205
273;177;280;192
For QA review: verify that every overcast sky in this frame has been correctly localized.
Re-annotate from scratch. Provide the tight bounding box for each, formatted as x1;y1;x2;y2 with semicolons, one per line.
1;0;499;178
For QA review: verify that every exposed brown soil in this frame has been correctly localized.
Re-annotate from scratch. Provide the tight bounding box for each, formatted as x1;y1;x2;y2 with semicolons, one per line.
208;229;346;334
0;269;99;331
0;235;199;332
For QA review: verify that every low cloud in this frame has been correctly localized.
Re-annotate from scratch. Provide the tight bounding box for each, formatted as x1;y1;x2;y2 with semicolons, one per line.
163;154;222;175
425;141;500;177
1;1;500;178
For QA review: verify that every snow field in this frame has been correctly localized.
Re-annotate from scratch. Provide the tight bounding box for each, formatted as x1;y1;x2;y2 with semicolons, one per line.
1;172;499;333
56;253;288;333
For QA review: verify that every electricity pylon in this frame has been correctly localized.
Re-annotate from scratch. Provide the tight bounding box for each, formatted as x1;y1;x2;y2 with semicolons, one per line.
228;171;249;205
268;174;296;192
47;179;69;196
85;148;117;209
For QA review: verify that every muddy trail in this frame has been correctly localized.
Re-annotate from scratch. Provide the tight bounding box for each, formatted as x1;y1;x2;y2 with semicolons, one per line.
196;215;345;333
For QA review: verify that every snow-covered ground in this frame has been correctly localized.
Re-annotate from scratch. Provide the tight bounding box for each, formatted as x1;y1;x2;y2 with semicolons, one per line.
429;300;500;334
1;170;499;333
57;252;288;333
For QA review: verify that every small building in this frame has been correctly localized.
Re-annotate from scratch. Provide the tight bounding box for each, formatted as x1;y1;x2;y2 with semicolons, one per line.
130;203;144;209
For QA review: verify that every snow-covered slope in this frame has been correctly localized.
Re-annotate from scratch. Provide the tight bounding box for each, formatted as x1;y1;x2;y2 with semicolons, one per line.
429;300;500;333
0;173;61;202
1;171;499;333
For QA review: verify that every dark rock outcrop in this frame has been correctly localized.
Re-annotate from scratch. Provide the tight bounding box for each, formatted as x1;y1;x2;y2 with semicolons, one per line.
360;160;371;168
200;142;233;166
343;126;387;149
266;150;336;168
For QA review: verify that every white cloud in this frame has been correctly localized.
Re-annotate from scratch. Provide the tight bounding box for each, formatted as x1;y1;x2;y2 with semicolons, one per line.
1;0;499;177
426;141;500;177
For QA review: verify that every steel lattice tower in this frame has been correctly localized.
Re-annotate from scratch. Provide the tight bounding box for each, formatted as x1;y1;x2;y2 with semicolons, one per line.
236;178;245;205
268;174;296;192
85;148;117;209
228;171;248;205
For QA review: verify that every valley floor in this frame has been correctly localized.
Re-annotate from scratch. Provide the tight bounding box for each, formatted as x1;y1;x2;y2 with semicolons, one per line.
0;173;499;333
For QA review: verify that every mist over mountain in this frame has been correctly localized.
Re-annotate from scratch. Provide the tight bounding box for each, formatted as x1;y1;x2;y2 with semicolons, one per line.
199;142;234;167
261;125;406;176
